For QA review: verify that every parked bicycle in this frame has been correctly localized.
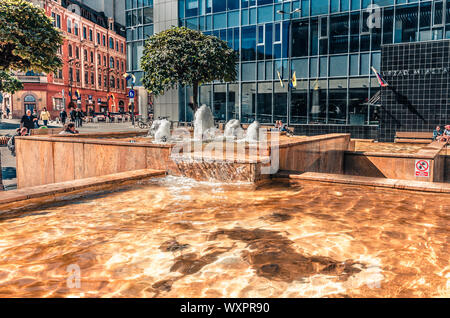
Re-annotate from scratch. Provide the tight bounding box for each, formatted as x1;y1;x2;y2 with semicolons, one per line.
136;117;153;129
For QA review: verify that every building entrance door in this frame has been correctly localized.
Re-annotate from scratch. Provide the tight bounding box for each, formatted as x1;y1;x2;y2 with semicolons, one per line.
24;95;37;113
24;103;36;112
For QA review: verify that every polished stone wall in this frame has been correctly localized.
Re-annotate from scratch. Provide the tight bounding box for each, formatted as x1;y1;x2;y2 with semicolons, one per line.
380;40;450;142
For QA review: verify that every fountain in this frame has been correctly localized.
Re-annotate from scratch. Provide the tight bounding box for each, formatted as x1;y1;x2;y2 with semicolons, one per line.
148;119;161;137
154;119;171;143
193;105;215;141
245;121;261;142
224;119;244;140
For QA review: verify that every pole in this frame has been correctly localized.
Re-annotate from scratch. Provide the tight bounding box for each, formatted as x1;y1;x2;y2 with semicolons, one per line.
288;13;292;126
131;83;135;126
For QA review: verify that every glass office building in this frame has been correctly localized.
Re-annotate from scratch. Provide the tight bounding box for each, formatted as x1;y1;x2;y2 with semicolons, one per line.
128;0;450;138
125;0;154;85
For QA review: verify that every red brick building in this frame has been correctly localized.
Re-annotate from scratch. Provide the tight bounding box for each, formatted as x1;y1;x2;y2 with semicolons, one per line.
10;0;128;119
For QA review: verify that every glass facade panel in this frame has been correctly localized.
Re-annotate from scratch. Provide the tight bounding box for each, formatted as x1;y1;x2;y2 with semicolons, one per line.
141;1;450;127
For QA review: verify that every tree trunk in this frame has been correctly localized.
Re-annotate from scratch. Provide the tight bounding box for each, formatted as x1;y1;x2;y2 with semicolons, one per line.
0;152;4;191
191;81;199;114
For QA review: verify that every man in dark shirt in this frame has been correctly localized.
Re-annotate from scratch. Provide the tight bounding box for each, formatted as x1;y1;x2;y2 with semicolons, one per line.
20;109;37;132
60;109;68;125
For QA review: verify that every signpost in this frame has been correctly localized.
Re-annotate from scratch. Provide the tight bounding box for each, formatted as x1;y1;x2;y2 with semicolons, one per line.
129;89;135;126
415;160;430;177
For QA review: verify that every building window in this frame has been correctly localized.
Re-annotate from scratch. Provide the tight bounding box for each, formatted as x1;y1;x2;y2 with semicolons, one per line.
83;26;87;39
74;23;79;36
85;71;89;84
68;44;72;57
90;51;94;63
89;29;93;41
69;67;73;82
103;56;106;66
67;19;72;33
120;43;124;53
98;73;102;87
84;49;88;61
103;35;106;46
76;69;80;82
109;37;114;49
110;57;114;68
91;73;94;85
75;47;79;59
97;32;101;44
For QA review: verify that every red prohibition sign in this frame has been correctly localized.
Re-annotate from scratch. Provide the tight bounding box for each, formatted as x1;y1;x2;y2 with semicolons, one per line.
416;160;429;171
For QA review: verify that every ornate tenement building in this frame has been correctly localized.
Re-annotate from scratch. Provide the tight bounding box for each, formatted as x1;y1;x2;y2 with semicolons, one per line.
8;0;128;118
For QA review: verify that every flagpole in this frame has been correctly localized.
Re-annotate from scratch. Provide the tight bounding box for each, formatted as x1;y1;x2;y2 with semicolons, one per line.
277;8;301;126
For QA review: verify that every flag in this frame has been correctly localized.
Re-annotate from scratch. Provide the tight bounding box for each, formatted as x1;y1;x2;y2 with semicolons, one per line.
312;79;319;91
371;67;389;87
277;71;284;88
292;72;297;88
75;90;81;100
123;73;136;85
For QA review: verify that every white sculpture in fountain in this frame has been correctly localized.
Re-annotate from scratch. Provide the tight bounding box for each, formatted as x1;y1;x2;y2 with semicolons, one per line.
224;119;244;140
148;120;161;137
246;121;261;142
154;119;171;143
194;104;215;141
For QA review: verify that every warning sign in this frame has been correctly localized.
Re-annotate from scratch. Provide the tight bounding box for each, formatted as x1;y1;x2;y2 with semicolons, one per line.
415;160;430;177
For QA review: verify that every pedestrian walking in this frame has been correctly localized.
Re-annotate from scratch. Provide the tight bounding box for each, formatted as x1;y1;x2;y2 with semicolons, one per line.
40;107;51;126
32;109;40;128
60;109;67;125
70;107;76;123
75;108;84;128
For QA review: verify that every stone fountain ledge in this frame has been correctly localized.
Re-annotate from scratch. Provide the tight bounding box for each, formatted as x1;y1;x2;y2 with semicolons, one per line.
276;172;450;194
0;169;166;213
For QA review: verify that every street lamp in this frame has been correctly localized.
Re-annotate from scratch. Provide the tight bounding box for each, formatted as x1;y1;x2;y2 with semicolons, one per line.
130;72;136;126
276;8;301;126
68;58;76;104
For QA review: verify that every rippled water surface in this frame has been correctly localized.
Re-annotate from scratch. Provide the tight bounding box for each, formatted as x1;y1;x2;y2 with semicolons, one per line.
0;177;448;298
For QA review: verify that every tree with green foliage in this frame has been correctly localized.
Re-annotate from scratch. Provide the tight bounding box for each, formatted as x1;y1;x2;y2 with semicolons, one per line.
0;0;63;72
0;0;63;191
0;71;23;94
140;26;239;113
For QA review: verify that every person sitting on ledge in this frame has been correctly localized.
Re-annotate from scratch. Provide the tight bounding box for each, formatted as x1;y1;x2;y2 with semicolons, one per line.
7;127;28;157
59;123;79;135
442;125;450;143
433;125;443;141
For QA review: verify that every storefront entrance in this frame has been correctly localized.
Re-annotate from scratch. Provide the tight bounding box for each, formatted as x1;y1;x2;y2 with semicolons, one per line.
24;95;36;113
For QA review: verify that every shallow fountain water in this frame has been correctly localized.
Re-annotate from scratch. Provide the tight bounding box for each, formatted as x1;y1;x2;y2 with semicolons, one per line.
0;176;448;298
